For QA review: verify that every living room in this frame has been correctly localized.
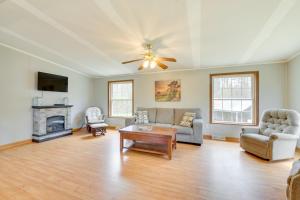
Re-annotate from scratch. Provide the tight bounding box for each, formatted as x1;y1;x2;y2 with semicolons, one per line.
1;0;300;199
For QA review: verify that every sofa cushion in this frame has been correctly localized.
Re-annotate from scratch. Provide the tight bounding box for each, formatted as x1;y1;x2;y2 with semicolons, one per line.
137;107;157;123
148;123;172;128
174;108;201;125
172;125;193;135
156;108;174;124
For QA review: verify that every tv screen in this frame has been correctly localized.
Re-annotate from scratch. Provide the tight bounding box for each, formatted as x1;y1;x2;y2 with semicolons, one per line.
38;72;68;92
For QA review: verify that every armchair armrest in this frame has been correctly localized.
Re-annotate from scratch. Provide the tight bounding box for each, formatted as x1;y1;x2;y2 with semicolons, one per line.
241;127;260;134
270;133;299;141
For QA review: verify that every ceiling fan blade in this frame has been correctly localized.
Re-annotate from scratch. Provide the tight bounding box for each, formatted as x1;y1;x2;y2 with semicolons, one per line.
156;61;168;70
157;57;176;62
122;59;143;64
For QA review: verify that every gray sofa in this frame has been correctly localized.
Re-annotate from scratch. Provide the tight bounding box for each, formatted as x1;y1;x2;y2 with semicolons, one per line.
133;107;203;145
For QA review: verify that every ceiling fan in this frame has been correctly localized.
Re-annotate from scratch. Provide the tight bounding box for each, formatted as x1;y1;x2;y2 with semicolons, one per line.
121;44;176;70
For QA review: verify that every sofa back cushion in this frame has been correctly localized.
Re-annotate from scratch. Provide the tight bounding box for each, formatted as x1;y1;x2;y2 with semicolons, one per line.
174;108;201;125
156;108;174;124
137;107;157;123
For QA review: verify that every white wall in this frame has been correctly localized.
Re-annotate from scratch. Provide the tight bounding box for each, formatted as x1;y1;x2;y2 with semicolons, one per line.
288;55;300;112
94;63;287;138
0;45;94;145
287;54;300;147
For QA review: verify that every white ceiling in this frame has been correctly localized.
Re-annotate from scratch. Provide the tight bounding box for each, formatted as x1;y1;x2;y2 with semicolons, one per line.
0;0;299;77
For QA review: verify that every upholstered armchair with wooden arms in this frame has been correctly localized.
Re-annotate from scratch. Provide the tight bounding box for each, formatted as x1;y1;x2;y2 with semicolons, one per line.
240;109;300;161
287;159;300;200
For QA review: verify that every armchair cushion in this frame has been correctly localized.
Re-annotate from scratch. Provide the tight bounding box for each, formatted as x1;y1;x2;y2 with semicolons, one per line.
88;118;104;124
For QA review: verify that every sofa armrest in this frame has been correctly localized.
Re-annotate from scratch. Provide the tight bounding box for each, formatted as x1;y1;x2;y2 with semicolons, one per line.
193;118;203;127
270;133;299;141
241;127;260;135
192;119;203;137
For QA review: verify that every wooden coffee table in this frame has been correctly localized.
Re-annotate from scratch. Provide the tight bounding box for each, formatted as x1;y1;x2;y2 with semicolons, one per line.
119;125;177;160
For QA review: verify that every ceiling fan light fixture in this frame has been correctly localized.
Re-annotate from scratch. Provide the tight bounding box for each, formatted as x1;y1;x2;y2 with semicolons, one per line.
150;60;157;69
121;43;176;71
143;60;150;68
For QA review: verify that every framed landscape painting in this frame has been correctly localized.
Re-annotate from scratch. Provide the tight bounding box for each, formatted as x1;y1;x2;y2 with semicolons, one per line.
155;80;181;102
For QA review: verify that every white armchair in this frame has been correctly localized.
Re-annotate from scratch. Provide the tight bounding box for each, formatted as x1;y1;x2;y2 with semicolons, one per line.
240;109;300;161
85;107;105;132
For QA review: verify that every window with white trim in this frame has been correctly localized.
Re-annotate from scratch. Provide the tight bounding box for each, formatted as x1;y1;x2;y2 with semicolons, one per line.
210;72;259;125
109;80;133;117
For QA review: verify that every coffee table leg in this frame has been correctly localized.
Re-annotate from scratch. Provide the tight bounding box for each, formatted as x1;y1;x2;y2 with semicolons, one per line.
120;133;123;152
174;134;177;149
168;139;172;160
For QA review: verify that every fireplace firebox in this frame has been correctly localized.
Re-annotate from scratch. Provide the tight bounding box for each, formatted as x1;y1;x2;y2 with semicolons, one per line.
46;115;65;133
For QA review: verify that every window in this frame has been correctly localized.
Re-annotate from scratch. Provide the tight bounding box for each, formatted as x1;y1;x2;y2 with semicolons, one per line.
108;80;134;117
210;72;259;125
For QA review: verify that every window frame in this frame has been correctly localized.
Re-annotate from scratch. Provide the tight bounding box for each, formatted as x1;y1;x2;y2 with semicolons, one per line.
108;80;134;118
209;71;259;126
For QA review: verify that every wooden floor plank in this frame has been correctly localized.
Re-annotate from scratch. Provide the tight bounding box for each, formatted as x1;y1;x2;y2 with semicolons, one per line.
0;129;298;200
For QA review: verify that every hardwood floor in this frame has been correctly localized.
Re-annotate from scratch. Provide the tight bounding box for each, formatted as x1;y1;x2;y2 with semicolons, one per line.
0;129;298;200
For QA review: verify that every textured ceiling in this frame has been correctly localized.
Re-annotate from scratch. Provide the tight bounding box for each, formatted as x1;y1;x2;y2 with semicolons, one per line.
0;0;299;77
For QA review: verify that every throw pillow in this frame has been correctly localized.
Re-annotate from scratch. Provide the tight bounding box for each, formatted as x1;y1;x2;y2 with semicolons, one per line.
135;111;149;124
179;112;196;127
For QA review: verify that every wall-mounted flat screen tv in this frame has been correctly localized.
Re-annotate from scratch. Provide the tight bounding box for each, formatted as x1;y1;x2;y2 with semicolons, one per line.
38;72;68;92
